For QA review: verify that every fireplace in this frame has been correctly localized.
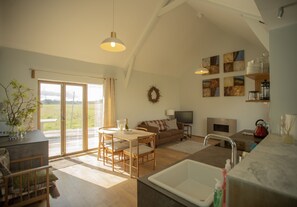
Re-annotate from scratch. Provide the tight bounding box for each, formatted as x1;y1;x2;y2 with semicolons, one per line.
207;117;237;137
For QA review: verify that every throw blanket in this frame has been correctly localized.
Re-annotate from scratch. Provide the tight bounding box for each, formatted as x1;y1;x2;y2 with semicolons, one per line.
50;181;60;198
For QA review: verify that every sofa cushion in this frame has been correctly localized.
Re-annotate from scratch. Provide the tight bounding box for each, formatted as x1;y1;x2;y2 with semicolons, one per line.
144;120;167;131
165;119;178;130
159;129;183;139
0;148;11;184
146;122;160;131
0;148;10;169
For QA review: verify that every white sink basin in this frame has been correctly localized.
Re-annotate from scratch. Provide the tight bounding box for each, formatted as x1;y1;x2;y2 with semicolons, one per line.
148;159;223;207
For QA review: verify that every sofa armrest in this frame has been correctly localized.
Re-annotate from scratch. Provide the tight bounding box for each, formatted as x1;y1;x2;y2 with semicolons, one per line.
177;122;184;130
138;124;159;134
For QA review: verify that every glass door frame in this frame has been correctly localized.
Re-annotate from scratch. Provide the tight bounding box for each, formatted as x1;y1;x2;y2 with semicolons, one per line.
38;80;89;158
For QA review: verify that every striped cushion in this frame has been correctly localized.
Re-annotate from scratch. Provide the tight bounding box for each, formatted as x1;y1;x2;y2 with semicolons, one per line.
144;120;167;131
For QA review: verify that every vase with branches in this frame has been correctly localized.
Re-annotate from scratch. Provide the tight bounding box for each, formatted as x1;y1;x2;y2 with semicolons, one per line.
0;80;39;139
280;114;296;144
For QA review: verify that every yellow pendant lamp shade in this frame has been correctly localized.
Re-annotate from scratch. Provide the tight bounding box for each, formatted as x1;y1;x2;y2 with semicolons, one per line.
100;0;126;52
195;67;209;75
100;31;126;52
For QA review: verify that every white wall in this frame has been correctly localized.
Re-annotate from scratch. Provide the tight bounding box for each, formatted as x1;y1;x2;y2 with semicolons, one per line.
269;23;297;134
180;19;268;136
116;70;180;127
0;0;3;46
0;47;180;129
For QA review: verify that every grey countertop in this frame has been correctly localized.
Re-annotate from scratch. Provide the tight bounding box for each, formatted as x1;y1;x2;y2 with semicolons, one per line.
228;134;297;200
0;130;47;147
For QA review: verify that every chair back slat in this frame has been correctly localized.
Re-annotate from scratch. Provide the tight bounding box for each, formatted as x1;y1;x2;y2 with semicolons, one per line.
138;134;156;150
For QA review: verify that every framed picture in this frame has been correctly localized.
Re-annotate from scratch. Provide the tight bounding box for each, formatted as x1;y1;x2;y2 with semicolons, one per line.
202;55;219;74
202;78;220;97
224;75;245;96
223;50;245;73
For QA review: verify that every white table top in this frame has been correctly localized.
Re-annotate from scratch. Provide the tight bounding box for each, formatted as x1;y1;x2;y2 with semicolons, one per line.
98;128;155;141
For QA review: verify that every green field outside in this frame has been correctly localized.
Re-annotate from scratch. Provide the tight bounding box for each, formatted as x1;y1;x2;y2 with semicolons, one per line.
40;103;102;131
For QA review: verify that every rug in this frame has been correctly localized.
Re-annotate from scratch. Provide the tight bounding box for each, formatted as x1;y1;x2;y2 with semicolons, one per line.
167;140;210;154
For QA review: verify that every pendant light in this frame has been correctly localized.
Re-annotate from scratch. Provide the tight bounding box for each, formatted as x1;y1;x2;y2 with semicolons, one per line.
195;67;209;75
100;0;126;52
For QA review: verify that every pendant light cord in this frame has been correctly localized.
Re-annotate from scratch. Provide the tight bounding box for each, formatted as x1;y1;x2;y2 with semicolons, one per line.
112;0;115;32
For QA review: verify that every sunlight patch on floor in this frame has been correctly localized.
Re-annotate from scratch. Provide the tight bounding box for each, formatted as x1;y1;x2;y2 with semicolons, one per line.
58;164;128;188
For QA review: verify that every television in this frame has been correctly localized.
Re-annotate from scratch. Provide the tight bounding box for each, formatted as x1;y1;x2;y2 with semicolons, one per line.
174;111;193;124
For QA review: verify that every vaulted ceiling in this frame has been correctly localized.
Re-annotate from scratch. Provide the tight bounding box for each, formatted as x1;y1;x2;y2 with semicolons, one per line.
1;0;296;78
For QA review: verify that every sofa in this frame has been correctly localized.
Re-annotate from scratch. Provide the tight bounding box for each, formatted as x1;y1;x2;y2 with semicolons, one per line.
138;119;184;146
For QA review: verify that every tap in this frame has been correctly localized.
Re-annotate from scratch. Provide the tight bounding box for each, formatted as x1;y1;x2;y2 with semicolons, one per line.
203;134;237;167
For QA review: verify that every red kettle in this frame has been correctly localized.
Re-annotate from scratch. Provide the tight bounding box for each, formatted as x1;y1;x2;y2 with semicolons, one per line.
254;119;269;138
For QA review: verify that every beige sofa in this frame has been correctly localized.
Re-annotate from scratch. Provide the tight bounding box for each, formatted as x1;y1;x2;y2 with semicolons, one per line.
138;119;184;146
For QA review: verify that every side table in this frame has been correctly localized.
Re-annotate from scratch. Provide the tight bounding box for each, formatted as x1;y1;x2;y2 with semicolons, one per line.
229;129;263;152
183;124;192;139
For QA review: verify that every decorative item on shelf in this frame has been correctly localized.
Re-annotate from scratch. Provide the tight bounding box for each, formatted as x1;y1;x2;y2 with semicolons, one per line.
165;109;175;119
0;80;39;140
147;86;161;103
246;52;269;74
100;0;126;52
260;52;270;73
280;114;296;144
248;91;260;101
260;80;270;100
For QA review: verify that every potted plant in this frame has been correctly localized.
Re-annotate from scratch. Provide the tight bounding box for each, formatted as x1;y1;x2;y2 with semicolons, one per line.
0;80;39;139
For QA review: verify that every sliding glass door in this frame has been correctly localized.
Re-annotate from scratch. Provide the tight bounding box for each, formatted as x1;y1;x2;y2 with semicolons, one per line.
65;84;84;154
87;84;103;149
39;81;103;157
39;82;62;157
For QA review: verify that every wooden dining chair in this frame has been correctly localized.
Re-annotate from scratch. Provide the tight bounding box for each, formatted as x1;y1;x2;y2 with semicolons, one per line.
97;126;120;160
123;134;156;177
102;133;129;171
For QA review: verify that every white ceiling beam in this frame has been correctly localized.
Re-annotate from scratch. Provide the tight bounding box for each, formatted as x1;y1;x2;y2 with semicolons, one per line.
125;55;135;88
124;0;188;87
158;0;188;17
124;0;169;69
197;0;263;21
123;0;169;87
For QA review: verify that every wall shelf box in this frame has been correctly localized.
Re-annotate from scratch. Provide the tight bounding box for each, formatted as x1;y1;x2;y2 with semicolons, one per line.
246;72;270;102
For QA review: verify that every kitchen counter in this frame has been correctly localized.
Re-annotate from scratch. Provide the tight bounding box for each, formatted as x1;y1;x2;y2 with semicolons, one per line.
138;146;233;207
227;134;297;207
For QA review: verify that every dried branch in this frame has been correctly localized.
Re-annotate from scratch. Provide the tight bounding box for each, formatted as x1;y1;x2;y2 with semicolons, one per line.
0;80;38;131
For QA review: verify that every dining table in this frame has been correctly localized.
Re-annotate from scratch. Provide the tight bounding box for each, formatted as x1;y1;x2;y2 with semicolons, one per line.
98;128;156;177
